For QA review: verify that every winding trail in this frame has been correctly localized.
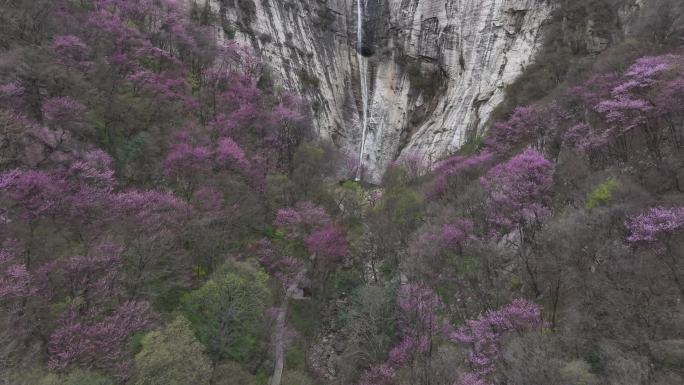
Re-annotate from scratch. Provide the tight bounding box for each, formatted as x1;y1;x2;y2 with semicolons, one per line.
270;300;288;385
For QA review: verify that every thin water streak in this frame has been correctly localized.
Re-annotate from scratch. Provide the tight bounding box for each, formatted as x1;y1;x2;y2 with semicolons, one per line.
355;0;369;181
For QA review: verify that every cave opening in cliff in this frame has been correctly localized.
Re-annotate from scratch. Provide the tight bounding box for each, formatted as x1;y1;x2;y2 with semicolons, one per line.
359;43;374;57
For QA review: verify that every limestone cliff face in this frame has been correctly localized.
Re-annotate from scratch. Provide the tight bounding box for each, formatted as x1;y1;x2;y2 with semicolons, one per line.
208;0;552;181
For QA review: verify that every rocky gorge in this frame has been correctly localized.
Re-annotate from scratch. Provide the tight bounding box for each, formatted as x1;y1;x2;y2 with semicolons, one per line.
212;0;552;181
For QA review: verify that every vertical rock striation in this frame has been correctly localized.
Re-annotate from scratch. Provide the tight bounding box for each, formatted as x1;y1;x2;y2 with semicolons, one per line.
385;0;552;167
207;0;552;181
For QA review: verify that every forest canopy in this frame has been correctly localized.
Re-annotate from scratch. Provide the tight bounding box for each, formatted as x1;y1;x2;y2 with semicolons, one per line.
0;1;683;385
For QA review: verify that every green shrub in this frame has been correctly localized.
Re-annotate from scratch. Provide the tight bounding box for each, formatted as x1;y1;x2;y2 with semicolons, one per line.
211;361;256;385
285;346;306;371
585;178;619;209
331;267;363;293
456;135;484;156
222;21;236;39
181;261;272;362
134;316;212;385
377;186;423;232
378;259;395;278
288;300;321;340
509;276;523;291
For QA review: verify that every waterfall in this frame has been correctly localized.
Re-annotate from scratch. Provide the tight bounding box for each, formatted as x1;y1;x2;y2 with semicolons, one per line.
355;0;369;181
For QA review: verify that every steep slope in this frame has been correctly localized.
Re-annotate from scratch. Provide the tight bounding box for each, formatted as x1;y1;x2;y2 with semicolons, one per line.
211;0;551;181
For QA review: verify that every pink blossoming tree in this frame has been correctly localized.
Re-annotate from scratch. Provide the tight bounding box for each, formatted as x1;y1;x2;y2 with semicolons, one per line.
451;299;543;385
